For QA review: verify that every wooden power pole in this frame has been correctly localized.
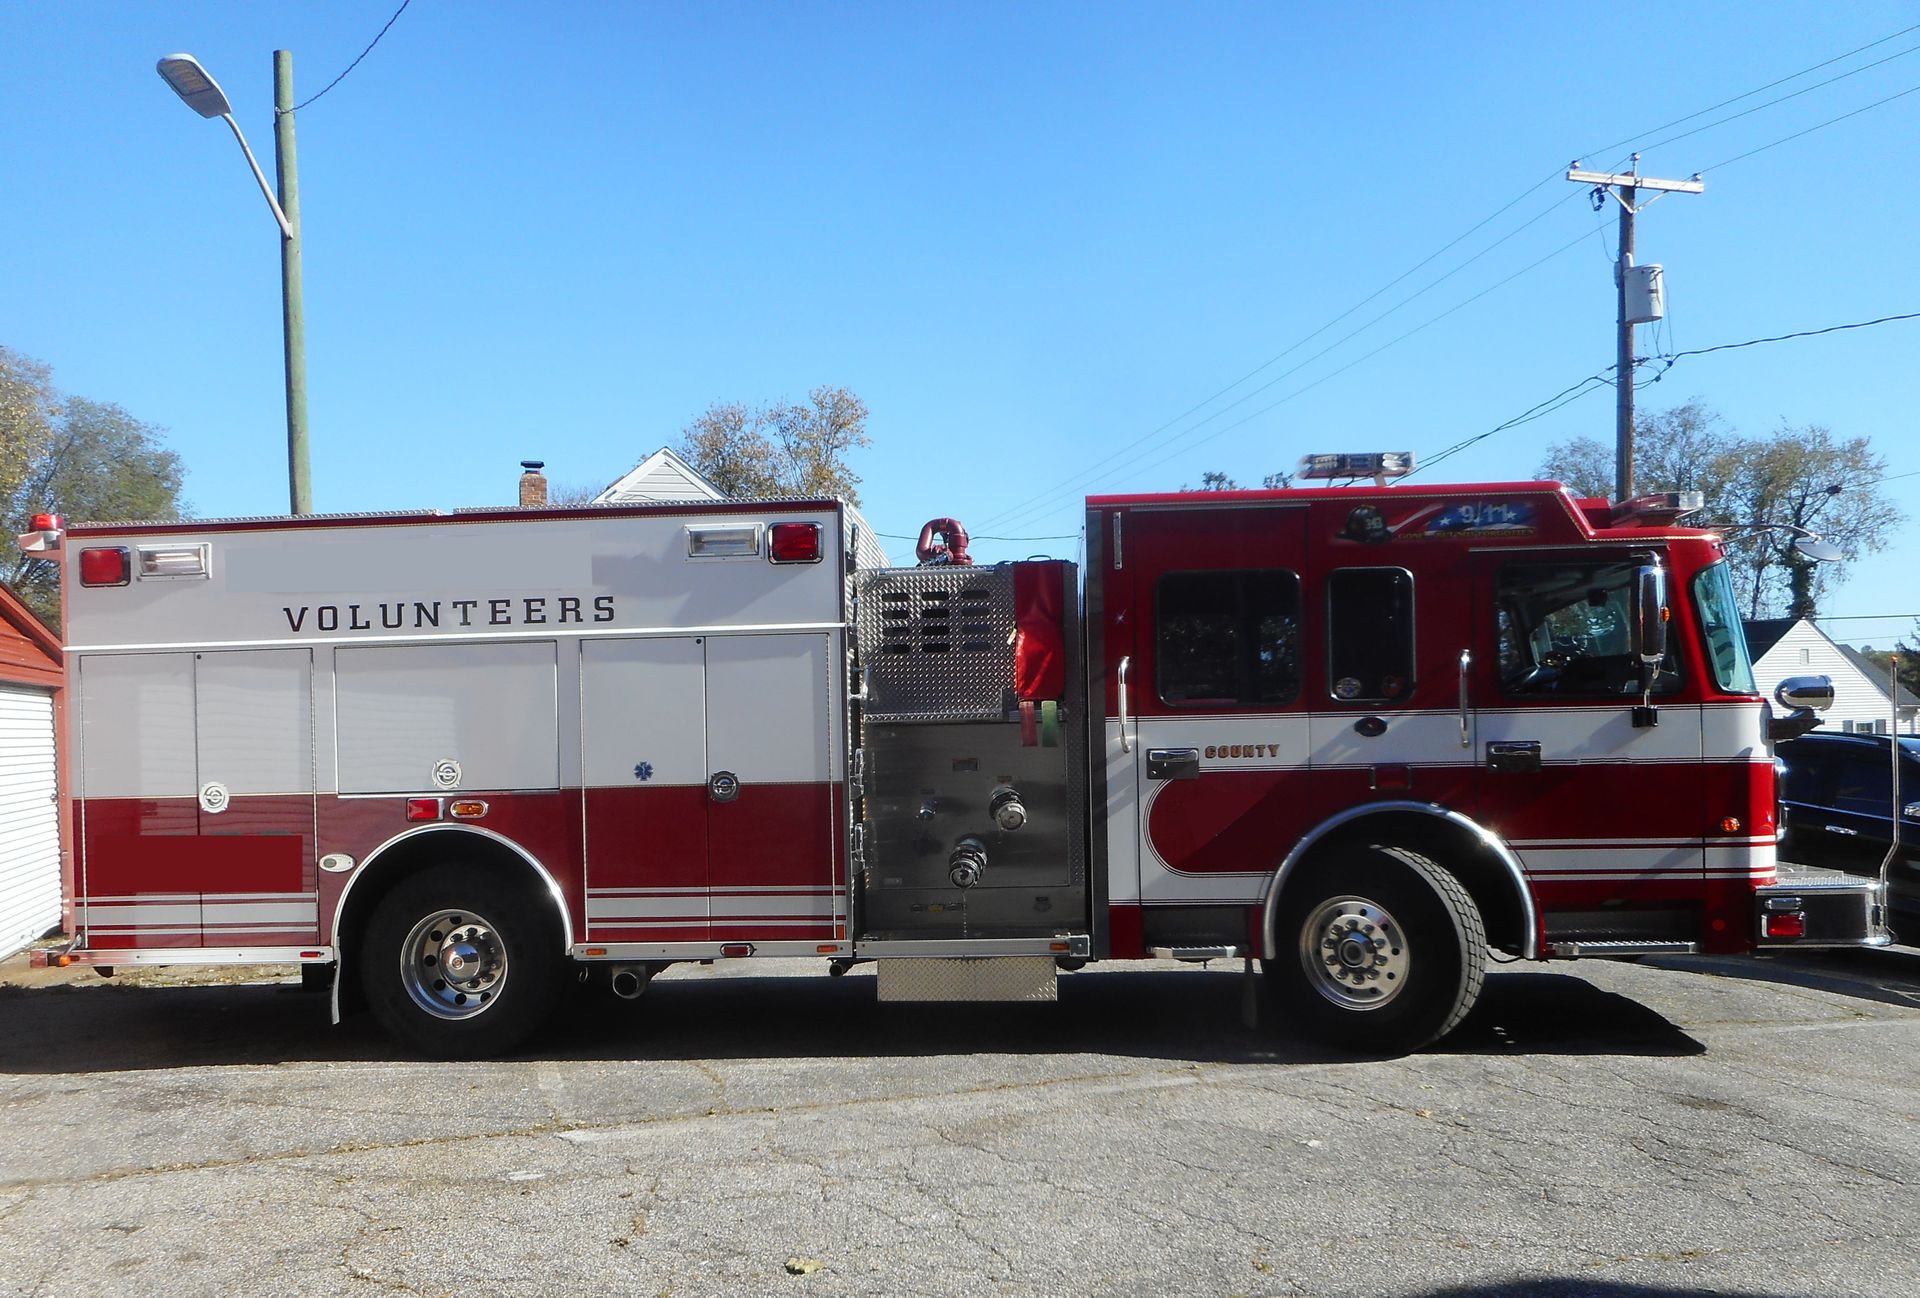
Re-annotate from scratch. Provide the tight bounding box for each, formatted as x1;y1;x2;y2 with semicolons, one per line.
1567;156;1703;500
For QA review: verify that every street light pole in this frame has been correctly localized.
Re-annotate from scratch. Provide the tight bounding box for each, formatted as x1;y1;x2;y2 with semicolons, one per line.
272;51;311;516
156;51;313;515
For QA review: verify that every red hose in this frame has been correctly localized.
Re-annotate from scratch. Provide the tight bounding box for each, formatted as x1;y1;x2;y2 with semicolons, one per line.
915;517;973;566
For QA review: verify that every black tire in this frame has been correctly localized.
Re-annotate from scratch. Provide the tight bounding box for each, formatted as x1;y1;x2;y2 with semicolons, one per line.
1268;845;1486;1055
361;864;563;1059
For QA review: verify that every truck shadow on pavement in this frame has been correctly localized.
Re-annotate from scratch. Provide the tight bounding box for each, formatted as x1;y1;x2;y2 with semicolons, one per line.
0;965;1701;1074
1646;944;1920;1010
1417;1282;1800;1298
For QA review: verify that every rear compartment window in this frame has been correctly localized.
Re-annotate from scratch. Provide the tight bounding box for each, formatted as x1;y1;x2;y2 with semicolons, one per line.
1156;569;1301;706
1327;568;1414;703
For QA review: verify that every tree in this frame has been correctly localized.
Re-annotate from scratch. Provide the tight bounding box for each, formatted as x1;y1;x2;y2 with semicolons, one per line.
1;347;187;626
675;386;872;504
1537;400;1896;619
1180;470;1294;491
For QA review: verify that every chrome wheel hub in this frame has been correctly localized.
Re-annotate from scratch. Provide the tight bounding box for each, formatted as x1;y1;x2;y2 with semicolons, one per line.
400;908;508;1021
1299;896;1409;1011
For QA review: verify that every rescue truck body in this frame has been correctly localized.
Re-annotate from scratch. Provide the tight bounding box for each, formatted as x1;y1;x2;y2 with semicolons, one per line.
30;475;1887;1055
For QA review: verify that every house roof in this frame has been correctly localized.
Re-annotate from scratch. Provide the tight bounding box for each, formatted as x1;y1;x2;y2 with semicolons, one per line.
0;581;61;687
1743;617;1796;660
1834;641;1920;710
594;447;727;504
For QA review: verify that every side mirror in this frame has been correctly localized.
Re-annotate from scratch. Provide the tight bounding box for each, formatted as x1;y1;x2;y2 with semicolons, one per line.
1904;801;1920;821
1774;676;1835;713
1791;534;1843;563
1633;562;1669;665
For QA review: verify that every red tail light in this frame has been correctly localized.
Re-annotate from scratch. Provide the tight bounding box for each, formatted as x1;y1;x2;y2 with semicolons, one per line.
79;547;131;587
405;798;443;822
1765;911;1806;940
768;522;822;564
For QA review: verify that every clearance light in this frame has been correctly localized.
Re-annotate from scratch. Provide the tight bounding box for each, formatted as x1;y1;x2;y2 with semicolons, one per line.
405;798;443;822
79;547;131;587
720;943;754;958
816;944;841;954
687;524;761;558
448;799;489;820
1719;817;1743;834
1765;912;1807;940
768;522;822;564
137;543;211;580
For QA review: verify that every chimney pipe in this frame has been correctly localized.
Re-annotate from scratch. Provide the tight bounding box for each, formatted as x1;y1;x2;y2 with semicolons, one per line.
519;460;548;508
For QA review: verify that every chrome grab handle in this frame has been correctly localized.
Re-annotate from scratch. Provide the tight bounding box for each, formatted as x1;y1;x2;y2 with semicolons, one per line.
1457;650;1472;748
1825;825;1859;837
1118;655;1133;753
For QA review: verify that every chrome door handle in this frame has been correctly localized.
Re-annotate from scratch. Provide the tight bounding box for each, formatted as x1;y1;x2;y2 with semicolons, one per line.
1486;740;1542;773
1145;748;1201;781
1118;655;1133;753
1824;824;1858;836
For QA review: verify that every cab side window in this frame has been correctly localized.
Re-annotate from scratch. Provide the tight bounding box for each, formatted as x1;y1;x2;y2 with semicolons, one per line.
1156;570;1301;706
1327;568;1414;703
1496;559;1680;697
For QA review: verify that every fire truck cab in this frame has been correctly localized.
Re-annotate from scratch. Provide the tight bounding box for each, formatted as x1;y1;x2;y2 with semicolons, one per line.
31;471;1887;1057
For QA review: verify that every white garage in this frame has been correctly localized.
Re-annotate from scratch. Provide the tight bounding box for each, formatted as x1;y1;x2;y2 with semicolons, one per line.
0;584;62;963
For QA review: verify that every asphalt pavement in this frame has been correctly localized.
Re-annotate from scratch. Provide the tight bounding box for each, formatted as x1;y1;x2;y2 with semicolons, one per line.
1;947;1917;1298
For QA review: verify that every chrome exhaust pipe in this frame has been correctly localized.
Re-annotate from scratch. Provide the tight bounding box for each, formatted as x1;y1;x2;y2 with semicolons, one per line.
609;966;650;1000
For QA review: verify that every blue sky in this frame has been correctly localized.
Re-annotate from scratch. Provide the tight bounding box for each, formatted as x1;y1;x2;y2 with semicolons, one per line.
4;2;1917;644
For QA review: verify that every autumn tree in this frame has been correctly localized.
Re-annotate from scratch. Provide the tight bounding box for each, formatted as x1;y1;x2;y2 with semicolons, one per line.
675;386;871;504
1181;469;1294;491
1537;400;1895;619
1;346;187;626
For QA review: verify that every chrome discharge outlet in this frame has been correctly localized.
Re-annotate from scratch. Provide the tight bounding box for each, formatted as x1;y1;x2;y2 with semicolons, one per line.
948;837;989;889
609;966;652;1000
988;785;1027;831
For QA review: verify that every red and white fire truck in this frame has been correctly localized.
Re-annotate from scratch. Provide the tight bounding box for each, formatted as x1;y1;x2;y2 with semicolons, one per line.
23;459;1888;1056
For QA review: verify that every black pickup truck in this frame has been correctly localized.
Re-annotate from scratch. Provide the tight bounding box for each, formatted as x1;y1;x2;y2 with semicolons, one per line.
1775;730;1920;941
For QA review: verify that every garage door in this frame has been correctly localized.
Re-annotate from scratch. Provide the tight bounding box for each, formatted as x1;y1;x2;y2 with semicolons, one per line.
0;686;59;961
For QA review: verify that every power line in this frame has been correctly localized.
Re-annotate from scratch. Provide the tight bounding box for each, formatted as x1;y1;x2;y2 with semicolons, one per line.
286;0;413;113
1573;22;1920;160
1664;311;1920;362
986;24;1920;531
1700;80;1920;172
1628;39;1920;159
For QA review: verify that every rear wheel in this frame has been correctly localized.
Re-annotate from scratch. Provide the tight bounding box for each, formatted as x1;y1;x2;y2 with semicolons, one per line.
362;865;563;1058
1270;845;1485;1054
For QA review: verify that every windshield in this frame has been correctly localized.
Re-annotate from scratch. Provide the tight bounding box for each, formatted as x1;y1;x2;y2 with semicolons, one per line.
1690;561;1756;695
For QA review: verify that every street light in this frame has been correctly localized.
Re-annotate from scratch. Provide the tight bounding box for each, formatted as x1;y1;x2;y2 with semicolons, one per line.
157;51;312;515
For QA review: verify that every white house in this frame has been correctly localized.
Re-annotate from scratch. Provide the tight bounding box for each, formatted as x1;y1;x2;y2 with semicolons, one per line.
1745;617;1919;736
592;446;890;568
593;446;729;505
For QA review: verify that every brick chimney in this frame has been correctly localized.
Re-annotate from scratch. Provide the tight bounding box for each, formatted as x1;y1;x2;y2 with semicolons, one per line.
519;460;548;508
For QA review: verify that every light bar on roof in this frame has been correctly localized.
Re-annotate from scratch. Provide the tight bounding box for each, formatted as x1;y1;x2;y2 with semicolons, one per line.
1298;451;1414;481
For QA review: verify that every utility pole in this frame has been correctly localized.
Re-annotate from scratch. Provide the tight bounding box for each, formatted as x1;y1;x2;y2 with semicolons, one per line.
273;50;313;515
1567;155;1702;500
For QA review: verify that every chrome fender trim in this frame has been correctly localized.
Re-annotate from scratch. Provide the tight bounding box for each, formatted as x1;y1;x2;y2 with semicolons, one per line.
330;823;577;958
1258;801;1538;962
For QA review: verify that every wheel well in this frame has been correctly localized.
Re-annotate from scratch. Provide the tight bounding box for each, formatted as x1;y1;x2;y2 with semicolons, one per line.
1282;811;1529;956
332;830;569;1019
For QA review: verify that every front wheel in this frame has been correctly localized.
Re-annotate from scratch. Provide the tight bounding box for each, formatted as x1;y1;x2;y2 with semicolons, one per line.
362;865;563;1058
1269;846;1486;1054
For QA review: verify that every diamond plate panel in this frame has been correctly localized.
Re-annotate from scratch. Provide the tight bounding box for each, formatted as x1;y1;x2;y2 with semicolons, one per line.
874;956;1059;1003
856;567;1017;722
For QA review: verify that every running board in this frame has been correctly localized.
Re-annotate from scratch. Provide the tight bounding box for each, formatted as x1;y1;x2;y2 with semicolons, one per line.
1549;939;1698;958
1149;945;1241;962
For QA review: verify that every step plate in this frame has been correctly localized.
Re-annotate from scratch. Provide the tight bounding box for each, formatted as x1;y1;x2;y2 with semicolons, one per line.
875;956;1059;1003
